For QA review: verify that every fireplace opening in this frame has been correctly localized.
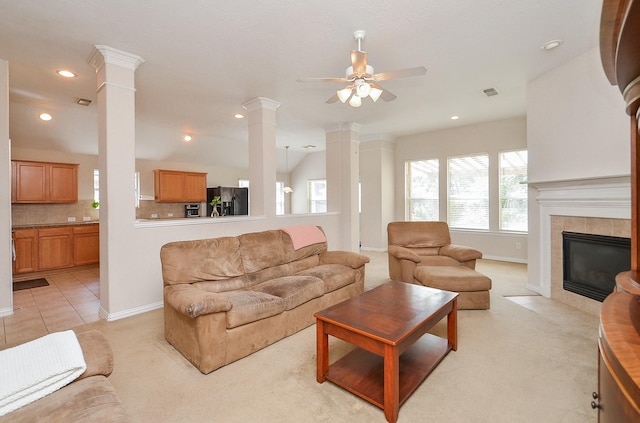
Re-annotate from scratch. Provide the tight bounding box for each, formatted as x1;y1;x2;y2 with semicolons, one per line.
562;232;630;302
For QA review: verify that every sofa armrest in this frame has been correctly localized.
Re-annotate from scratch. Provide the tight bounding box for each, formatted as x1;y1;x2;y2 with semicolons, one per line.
164;284;233;318
388;245;421;263
75;330;114;380
439;244;483;262
319;251;370;268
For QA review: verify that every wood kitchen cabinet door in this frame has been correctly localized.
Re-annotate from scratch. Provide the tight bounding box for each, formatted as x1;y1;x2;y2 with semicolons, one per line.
154;169;207;202
13;228;38;274
49;162;78;202
184;172;207;202
38;227;74;270
12;161;47;202
12;160;78;203
73;225;99;266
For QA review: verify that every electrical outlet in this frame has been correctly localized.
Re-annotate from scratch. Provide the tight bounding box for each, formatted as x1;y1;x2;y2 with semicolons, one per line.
515;242;522;250
67;217;76;222
83;216;91;222
168;213;173;217
151;213;158;218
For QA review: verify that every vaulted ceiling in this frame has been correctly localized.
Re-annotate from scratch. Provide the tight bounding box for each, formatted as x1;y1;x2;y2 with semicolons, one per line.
0;0;602;170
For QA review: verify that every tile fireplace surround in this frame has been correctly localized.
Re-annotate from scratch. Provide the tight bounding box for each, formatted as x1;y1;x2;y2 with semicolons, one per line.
535;176;631;315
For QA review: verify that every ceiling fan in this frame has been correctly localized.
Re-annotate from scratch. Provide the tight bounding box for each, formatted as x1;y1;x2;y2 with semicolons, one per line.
297;30;427;107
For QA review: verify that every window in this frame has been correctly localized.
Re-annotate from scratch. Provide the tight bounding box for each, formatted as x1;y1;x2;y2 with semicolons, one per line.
447;154;489;230
94;170;141;208
239;179;284;215
93;169;99;203
307;179;326;213
406;159;439;221
499;149;528;232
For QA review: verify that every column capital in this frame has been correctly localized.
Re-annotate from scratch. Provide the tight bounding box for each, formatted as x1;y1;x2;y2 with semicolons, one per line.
89;45;145;72
325;122;362;135
242;97;281;112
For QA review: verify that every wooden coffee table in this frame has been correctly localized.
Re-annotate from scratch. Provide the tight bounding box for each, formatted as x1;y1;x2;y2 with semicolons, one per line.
314;281;458;423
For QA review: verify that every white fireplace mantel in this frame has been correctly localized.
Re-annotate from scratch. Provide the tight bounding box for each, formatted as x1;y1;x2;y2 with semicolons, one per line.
531;175;631;297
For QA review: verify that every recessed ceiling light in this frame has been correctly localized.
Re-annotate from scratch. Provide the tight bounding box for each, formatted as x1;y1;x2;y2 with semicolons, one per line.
56;70;76;78
183;135;192;142
450;116;460;120
541;39;563;51
39;113;52;121
234;114;244;119
303;144;316;149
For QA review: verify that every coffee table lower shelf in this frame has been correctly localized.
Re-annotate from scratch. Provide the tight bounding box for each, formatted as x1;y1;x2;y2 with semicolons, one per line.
325;334;450;409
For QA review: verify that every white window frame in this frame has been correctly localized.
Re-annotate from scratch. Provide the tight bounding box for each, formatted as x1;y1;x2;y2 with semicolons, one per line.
447;153;489;230
307;179;326;213
405;159;439;221
499;149;528;232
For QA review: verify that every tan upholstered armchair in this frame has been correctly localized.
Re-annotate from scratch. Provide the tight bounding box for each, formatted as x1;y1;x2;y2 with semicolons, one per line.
387;221;483;284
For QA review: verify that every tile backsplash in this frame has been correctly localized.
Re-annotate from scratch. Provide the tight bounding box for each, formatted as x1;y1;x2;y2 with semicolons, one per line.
12;200;100;226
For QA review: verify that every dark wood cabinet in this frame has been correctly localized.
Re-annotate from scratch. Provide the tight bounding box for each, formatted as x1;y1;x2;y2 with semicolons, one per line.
11;160;78;203
153;169;207;202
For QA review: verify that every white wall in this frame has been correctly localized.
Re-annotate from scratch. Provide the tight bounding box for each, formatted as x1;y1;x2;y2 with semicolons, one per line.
394;116;528;262
526;47;630;294
0;59;11;317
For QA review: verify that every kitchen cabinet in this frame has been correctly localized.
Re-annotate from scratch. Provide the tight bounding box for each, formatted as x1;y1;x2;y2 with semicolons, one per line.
12;160;78;203
73;225;100;266
153;169;207;202
37;227;74;270
12;229;38;274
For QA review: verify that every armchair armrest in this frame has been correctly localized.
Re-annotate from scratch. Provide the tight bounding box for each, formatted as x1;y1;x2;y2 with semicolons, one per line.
439;244;482;262
164;284;232;318
319;251;370;268
388;245;421;263
74;330;114;380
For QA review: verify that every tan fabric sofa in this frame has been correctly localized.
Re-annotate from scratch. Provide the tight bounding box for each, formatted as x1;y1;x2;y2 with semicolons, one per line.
0;330;130;423
160;227;370;374
387;221;491;309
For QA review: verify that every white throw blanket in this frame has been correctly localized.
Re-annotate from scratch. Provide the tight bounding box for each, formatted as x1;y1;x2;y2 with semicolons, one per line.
0;330;87;416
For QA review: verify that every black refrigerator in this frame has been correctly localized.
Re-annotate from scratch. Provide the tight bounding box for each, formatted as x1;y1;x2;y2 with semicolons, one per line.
207;187;249;216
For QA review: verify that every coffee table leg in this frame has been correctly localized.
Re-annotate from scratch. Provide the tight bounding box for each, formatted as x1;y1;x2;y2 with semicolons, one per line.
383;344;400;423
448;298;458;351
316;319;328;383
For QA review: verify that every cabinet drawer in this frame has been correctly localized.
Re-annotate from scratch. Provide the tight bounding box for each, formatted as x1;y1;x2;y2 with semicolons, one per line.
13;228;37;238
73;225;99;234
39;227;73;237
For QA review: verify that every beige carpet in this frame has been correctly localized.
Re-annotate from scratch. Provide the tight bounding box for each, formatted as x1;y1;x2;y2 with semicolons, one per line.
78;253;599;423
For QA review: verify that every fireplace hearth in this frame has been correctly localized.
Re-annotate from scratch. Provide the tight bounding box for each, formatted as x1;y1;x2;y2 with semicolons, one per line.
562;231;631;302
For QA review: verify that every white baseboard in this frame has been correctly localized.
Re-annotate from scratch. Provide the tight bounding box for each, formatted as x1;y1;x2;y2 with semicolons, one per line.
0;307;14;318
360;246;387;252
481;254;528;264
99;301;164;322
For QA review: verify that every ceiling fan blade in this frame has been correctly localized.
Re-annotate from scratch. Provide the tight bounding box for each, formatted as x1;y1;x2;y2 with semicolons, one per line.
297;77;350;83
325;94;339;104
350;50;368;76
370;83;397;102
372;66;427;81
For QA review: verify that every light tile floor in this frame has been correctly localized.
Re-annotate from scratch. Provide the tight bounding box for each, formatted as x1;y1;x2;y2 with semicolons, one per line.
1;265;101;347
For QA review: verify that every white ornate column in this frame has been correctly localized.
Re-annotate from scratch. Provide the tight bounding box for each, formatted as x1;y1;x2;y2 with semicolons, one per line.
89;45;144;319
326;123;361;252
242;97;280;217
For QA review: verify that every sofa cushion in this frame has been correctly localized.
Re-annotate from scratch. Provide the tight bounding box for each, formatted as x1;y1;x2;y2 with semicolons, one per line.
238;230;326;274
252;276;324;310
222;291;286;329
160;237;245;286
296;264;356;293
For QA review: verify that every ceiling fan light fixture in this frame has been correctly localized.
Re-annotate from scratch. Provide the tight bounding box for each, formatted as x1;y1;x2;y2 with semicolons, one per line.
349;94;362;107
337;87;352;103
369;87;383;102
355;80;371;98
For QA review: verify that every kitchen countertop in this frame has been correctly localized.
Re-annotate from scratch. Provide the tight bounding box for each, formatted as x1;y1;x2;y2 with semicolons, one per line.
12;221;99;230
